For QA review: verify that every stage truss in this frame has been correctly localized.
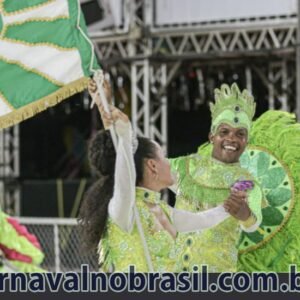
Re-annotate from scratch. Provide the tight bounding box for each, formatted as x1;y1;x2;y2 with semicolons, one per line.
1;0;298;214
93;0;297;147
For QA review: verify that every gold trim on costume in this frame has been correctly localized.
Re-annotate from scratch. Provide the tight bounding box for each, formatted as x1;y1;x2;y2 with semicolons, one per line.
0;1;4;14
0;15;3;39
0;24;7;38
0;55;65;87
1;17;69;38
2;16;69;27
0;0;56;17
0;77;90;130
257;227;266;235
2;37;77;52
0;91;15;110
240;213;257;228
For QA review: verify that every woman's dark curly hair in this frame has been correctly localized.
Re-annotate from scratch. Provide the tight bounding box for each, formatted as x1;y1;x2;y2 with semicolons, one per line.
78;130;157;252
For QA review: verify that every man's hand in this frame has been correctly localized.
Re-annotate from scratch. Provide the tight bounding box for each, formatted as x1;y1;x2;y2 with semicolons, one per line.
223;189;251;221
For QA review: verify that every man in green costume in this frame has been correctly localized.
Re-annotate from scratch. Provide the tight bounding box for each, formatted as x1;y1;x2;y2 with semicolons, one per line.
170;83;263;272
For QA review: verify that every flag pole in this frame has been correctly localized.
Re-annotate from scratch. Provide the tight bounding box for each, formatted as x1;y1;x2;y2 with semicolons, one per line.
92;70;118;149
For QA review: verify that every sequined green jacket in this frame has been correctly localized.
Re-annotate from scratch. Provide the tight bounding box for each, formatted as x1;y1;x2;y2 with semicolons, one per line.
170;154;262;272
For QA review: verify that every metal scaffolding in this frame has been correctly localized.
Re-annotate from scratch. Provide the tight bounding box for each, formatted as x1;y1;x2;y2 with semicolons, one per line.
92;0;298;148
0;125;20;214
1;0;298;214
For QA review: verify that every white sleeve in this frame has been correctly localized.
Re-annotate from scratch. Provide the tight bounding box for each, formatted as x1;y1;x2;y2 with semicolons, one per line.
172;205;230;233
240;220;260;232
107;120;136;233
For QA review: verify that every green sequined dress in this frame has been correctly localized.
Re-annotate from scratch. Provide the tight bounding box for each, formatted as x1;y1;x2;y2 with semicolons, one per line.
98;187;178;272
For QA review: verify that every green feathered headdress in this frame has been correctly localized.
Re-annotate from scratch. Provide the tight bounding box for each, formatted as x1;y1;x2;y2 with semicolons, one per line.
210;83;256;134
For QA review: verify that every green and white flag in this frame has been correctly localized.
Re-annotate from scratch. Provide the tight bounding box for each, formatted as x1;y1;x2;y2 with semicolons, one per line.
0;0;99;129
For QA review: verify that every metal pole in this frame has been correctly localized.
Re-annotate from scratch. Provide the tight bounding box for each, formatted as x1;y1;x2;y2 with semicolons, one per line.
161;64;168;154
245;67;252;93
296;0;300;120
143;59;150;137
54;224;60;272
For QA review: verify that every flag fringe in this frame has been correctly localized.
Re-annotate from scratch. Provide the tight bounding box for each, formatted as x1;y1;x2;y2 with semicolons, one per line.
0;77;90;130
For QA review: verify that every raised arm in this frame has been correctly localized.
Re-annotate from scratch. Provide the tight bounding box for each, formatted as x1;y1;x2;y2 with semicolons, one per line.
97;102;137;233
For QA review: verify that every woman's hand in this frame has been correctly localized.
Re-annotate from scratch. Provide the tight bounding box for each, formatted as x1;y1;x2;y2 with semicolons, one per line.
88;78;112;106
223;189;251;221
99;103;129;129
88;78;114;129
87;79;98;100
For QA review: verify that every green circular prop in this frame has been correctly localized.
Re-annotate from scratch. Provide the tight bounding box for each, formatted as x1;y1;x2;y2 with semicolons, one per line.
238;146;294;253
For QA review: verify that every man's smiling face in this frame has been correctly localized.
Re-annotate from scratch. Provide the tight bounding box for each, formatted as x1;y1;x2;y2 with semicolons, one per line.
209;123;248;163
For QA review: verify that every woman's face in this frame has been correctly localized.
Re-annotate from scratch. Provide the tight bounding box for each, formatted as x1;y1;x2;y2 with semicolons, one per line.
153;142;174;189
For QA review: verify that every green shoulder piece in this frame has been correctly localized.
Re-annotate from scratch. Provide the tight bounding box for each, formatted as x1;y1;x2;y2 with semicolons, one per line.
169;156;187;175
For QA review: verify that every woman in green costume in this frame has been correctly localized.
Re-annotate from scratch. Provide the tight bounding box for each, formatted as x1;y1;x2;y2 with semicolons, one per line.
79;108;242;272
78;81;258;272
